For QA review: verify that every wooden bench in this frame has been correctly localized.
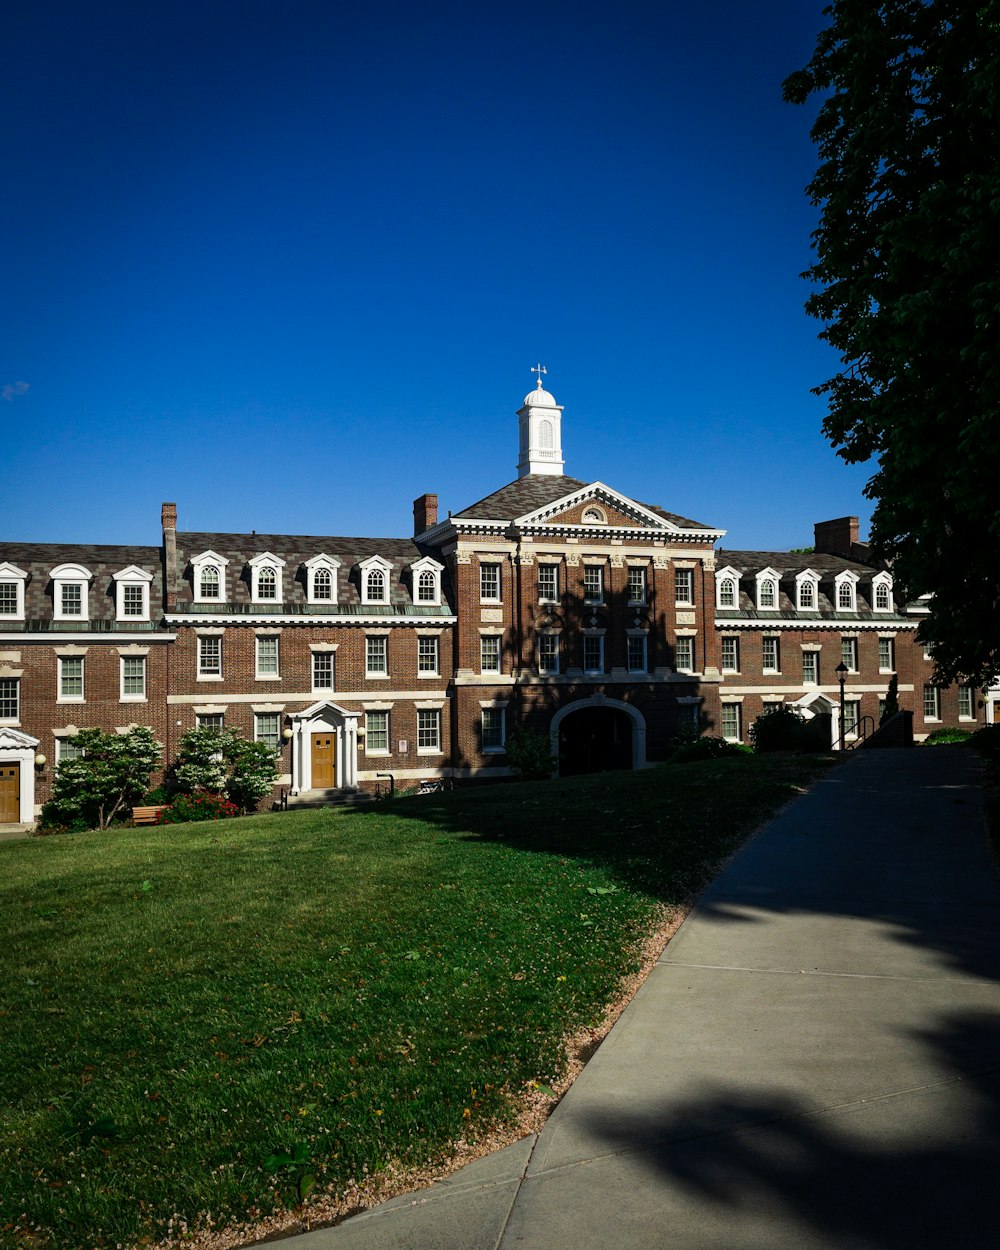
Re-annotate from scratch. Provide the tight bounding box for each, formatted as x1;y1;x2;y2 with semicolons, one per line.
132;805;167;825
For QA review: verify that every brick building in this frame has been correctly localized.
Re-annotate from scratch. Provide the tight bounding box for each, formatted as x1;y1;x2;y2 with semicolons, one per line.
0;378;993;825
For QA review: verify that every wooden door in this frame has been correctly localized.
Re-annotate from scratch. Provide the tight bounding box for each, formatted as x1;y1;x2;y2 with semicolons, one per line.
311;733;336;789
993;702;1000;725
0;763;19;824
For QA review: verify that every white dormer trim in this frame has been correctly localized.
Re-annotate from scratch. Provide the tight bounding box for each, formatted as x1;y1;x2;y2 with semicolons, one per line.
248;552;286;604
411;555;444;607
0;562;28;621
304;554;342;605
113;565;153;622
191;550;230;603
715;566;741;610
794;568;820;612
871;570;894;612
51;563;92;621
754;567;780;611
834;569;860;612
358;555;393;605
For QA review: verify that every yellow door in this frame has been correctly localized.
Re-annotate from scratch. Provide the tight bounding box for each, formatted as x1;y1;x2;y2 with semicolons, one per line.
311;734;336;789
0;763;19;824
993;702;1000;725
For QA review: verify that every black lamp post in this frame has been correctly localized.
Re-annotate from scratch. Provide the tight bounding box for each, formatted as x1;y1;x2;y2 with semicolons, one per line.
835;661;849;750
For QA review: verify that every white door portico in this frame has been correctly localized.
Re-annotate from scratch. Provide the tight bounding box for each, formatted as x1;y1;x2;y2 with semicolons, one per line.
288;701;361;794
790;690;841;749
0;726;41;824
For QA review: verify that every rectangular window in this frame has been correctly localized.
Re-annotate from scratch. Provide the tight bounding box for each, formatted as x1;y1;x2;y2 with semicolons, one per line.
254;712;281;754
675;636;694;672
627;566;647;604
844;699;861;736
482;707;505;752
923;685;941;720
312;652;335;692
802;650;819;684
59;657;84;701
537;634;560;674
256;635;279;677
721;703;742;742
762;636;780;673
366;635;388;677
198;636;222;678
958;685;975;719
0;583;17;616
721;636;739;672
417;635;439;675
538;564;558;602
878;697;887;722
196;713;224;731
878;637;895;672
417;708;441;752
365;710;389;753
61;583;83;616
480;635;501;674
0;677;20;720
57;737;84;765
122;584;145;617
583;565;604;604
841;637;858;672
480;563;501;602
121;656;146;699
583;634;604;674
674;568;694;604
627;635;647;673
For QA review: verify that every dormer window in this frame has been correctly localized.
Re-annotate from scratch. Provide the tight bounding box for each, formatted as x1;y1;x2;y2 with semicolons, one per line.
249;553;286;604
190;551;230;604
410;556;444;607
715;567;740;610
304;554;341;606
581;506;607;525
871;572;893;612
113;566;153;622
755;568;780;611
51;563;92;621
834;571;859;612
359;555;393;606
0;563;27;620
795;569;820;611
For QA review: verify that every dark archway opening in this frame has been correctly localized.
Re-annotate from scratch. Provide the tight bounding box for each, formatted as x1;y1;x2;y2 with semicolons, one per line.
558;707;634;777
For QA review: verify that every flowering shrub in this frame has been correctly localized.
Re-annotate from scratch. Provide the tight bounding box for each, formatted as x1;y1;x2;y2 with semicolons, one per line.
156;792;240;824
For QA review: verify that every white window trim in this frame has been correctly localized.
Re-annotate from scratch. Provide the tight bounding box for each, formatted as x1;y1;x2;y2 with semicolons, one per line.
537;562;560;604
720;700;743;742
410;555;444;607
417;633;440;678
626;563;648;606
537;630;561;675
358;555;393;606
626;632;648;674
871;571;894;613
311;649;336;693
582;561;605;605
304;554;342;605
365;633;389;678
923;685;942;722
255;633;280;680
51;563;92;622
0;672;21;724
253;711;282;754
834;570;860;612
715;566;741;610
762;635;781;674
119;654;147;702
674;629;697;674
754;567;780;612
794;568;820;611
364;708;391;756
878;635;896;674
480;633;502;674
57;655;85;703
673;565;694;606
191;551;230;604
416;707;443;755
0;562;28;621
479;560;503;604
248;552;287;604
481;705;506;754
583;630;605;675
196;631;224;681
958;685;976;721
720;635;740;673
841;635;859;673
113;565;153;622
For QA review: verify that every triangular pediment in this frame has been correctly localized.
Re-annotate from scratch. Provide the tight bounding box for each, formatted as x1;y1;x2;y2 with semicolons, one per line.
515;482;679;532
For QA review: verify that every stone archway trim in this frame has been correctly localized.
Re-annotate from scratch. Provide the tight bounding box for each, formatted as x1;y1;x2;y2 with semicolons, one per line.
549;695;647;771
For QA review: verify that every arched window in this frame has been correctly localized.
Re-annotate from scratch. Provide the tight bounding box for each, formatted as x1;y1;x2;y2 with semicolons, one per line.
719;577;736;608
759;579;776;608
838;580;854;609
201;565;220;599
874;581;891;610
417;570;436;602
539;419;554;450
367;569;386;602
258;567;276;599
313;568;333;600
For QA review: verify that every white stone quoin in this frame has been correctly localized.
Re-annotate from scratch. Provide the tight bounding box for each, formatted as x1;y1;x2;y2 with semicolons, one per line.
517;368;565;477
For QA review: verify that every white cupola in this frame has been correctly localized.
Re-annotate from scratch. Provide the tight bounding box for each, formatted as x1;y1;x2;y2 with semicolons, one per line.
517;365;565;477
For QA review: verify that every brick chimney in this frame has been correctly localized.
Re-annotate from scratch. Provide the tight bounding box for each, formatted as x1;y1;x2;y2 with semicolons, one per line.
413;493;438;536
161;502;178;611
814;516;859;559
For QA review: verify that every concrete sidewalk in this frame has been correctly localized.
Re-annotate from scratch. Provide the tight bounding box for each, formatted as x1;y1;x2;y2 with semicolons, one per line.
286;748;1000;1250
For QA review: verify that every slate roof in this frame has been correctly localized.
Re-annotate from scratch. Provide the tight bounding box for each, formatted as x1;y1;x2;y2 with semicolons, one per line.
172;532;454;614
0;542;165;628
715;549;904;622
453;475;717;530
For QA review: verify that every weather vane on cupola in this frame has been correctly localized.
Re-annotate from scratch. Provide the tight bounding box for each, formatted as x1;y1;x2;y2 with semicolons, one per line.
530;362;547;389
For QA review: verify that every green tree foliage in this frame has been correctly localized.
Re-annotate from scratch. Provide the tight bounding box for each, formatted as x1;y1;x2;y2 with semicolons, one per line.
41;726;161;831
881;672;901;722
784;0;1000;687
172;727;277;812
504;728;556;780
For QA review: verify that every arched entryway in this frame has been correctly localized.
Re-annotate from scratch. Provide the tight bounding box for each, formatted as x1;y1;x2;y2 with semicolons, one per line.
790;691;839;750
550;697;646;777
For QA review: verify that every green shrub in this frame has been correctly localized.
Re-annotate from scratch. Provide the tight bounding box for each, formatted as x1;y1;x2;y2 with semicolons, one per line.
140;785;171;805
924;727;973;745
670;735;752;764
156;792;240;824
170;727;278;812
971;724;1000;760
39;726;161;832
749;706;811;753
880;674;900;723
505;728;556;780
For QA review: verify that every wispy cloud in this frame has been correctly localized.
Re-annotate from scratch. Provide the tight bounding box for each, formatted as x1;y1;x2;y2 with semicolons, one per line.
2;380;30;402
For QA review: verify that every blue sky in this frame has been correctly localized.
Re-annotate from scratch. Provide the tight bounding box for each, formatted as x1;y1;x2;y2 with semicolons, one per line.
1;0;873;551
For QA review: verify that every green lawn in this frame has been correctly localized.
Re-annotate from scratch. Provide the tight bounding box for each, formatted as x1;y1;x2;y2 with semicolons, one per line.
0;753;832;1249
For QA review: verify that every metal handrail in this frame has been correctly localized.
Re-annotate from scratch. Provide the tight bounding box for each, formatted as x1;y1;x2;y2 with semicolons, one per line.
847;715;877;749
